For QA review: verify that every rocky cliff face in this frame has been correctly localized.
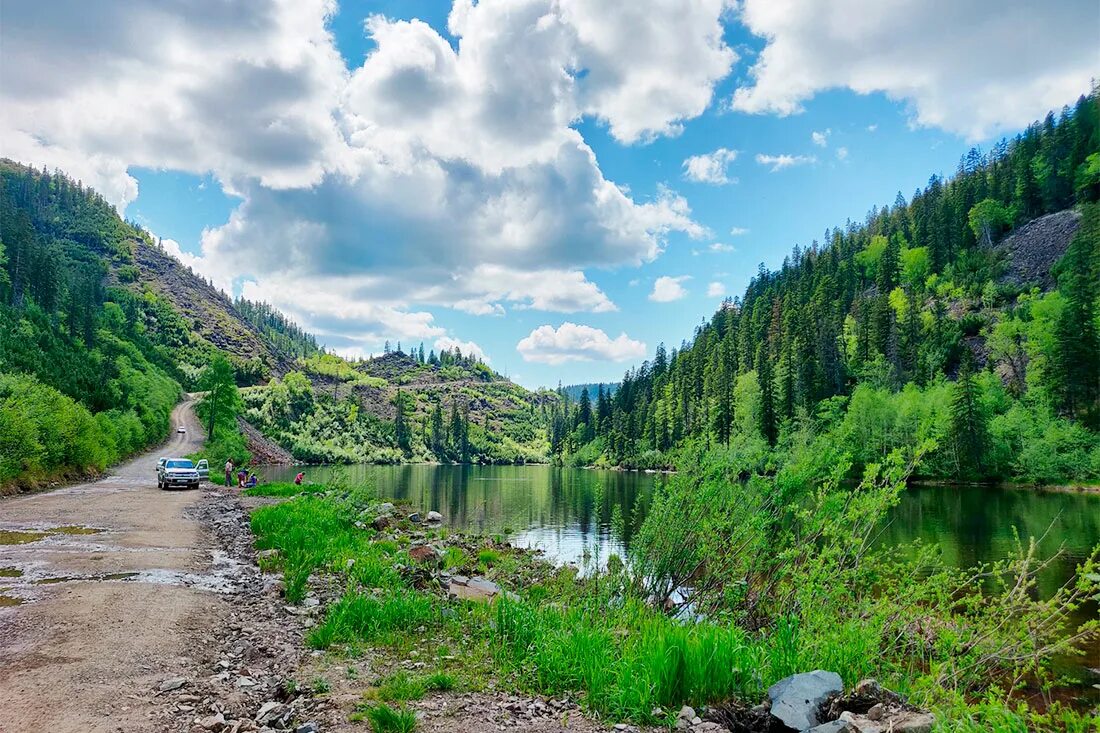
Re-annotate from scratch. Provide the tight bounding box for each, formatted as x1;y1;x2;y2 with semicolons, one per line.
128;239;291;374
997;209;1081;290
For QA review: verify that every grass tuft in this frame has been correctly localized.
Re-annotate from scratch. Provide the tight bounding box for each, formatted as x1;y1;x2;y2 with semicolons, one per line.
356;703;418;733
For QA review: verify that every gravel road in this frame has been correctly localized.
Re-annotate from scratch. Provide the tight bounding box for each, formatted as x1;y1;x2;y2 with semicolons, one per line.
0;398;223;732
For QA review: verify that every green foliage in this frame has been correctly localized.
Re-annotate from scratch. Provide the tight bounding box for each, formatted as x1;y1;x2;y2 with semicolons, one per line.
193;354;248;467
554;91;1100;484
242;481;325;498
249;470;1099;729
356;703;418;733
0;369;177;490
968;198;1015;246
233;297;320;360
298;353;386;387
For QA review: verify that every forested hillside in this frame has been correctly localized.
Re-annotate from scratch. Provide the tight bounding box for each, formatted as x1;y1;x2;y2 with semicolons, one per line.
0;160;325;490
0;160;560;487
243;347;557;465
551;90;1100;484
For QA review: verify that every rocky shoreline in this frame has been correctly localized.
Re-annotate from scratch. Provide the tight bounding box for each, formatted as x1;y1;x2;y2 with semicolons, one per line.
142;487;938;733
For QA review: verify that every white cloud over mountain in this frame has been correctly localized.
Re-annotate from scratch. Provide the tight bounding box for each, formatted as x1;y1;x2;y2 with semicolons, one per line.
731;0;1098;140
0;0;728;349
2;0;1094;361
434;337;489;363
516;323;647;365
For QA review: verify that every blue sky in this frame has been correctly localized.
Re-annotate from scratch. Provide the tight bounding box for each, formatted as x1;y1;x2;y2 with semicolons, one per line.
4;0;1096;389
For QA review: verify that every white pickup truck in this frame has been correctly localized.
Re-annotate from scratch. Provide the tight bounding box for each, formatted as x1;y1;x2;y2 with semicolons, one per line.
156;458;201;490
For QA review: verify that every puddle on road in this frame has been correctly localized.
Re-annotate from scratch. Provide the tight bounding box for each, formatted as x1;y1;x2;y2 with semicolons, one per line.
0;567;24;578
0;526;104;545
0;594;23;607
50;526;105;536
0;530;49;545
35;572;139;585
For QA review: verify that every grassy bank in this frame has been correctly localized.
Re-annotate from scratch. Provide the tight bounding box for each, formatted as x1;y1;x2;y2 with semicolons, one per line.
246;467;1099;733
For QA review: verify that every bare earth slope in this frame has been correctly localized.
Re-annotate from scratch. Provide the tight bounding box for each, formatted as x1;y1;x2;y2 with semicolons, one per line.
0;400;217;733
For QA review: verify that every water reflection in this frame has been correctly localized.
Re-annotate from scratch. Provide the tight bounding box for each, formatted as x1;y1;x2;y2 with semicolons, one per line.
260;464;661;570
260;464;1098;680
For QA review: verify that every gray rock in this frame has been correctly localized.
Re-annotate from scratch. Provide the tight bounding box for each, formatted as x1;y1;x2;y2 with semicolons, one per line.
448;576;504;601
197;712;225;731
889;712;934;733
157;676;188;692
377;502;395;514
806;722;852;733
767;670;843;731
295;723;319;733
678;705;696;721
255;701;286;724
408;512;422;523
839;709;933;733
426;510;443;522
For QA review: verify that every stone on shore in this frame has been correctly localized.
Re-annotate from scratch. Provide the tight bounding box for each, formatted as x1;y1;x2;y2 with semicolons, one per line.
767;670;843;731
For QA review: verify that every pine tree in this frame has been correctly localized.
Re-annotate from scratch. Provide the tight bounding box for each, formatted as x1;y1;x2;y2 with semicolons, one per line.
394;389;411;454
755;343;777;445
949;351;987;479
429;400;445;457
1051;202;1100;422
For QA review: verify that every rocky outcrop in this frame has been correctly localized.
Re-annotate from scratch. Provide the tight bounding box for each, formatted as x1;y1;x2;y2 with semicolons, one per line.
997;209;1081;291
238;418;294;465
130;240;293;373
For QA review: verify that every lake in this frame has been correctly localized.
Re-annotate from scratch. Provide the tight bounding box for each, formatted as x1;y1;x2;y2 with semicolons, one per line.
259;463;1099;681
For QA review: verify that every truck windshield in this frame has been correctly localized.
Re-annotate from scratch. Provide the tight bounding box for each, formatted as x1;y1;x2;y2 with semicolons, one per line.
166;460;194;469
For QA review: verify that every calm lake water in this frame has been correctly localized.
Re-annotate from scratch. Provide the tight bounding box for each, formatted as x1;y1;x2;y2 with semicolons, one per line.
260;463;1100;681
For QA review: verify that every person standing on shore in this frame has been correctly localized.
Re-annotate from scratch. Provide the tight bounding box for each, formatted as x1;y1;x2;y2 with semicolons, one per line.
224;459;233;488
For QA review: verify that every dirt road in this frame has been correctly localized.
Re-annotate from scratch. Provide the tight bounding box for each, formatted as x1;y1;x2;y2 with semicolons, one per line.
0;398;227;732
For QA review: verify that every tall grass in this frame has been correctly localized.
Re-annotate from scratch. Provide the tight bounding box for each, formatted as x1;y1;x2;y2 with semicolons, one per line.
248;481;1100;730
243;481;325;498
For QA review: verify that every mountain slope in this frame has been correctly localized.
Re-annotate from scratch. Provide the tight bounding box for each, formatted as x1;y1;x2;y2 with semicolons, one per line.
551;90;1100;483
244;349;557;465
1;159;555;477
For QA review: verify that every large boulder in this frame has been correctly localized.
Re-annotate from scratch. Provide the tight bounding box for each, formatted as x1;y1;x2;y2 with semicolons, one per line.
767;670;843;731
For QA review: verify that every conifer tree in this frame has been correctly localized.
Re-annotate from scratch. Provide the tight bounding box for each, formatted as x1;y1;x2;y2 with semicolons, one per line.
949;350;987;478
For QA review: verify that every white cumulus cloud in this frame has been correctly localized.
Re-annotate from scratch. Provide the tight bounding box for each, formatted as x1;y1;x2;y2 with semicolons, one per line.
649;275;691;302
516;323;647;365
434;337;489;363
0;0;730;352
756;153;816;172
682;147;739;184
730;0;1098;140
709;242;736;253
707;281;726;297
729;226;750;236
811;129;830;147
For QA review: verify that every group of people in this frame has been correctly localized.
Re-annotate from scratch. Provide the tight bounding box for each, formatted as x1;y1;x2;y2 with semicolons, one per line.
223;460;258;489
222;460;305;489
